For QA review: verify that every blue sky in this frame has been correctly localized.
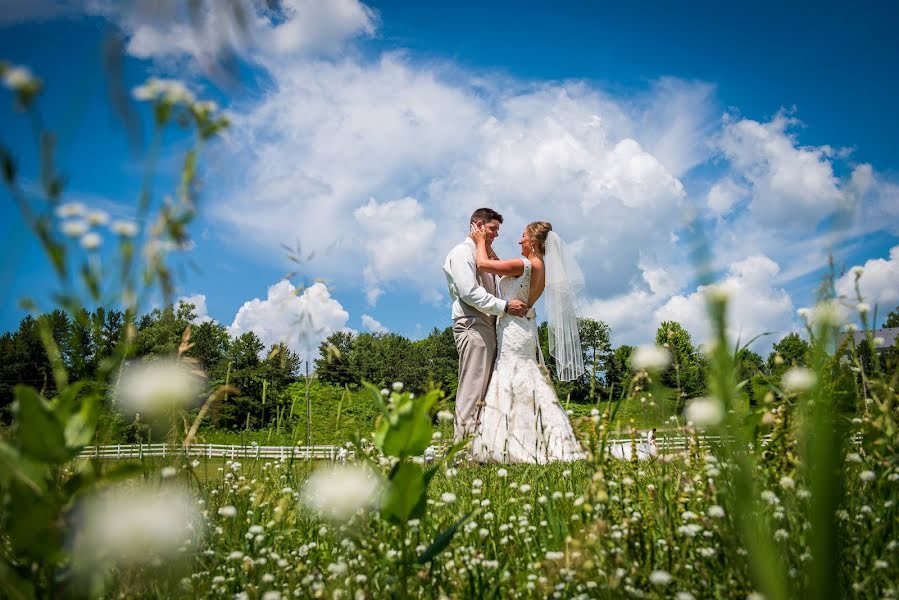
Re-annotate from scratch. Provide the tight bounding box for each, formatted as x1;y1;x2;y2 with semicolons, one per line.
2;0;898;359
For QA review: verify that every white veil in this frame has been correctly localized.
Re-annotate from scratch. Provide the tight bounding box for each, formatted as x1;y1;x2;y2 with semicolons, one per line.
543;230;585;381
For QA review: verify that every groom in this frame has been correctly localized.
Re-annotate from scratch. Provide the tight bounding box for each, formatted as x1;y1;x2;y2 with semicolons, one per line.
443;208;528;442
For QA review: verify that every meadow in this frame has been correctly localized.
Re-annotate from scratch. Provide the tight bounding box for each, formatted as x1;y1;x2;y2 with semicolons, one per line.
1;58;897;600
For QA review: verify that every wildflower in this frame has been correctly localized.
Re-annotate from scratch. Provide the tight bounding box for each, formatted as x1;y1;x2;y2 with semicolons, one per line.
61;220;89;237
782;368;816;393
774;529;789;541
497;468;508;478
857;302;870;314
301;464;382;521
479;528;489;538
685;396;724;427
440;492;457;504
55;202;86;218
649;570;673;586
161;466;177;479
472;478;483;488
631;345;671;371
708;505;725;519
779;476;795;490
545;551;564;560
846;452;862;463
875;560;889;569
676;593;697;600
760;490;780;505
874;336;885;346
87;210;109;226
437;410;453;422
218;506;237;518
111;220;140;237
860;470;876;483
132;78;196;106
1;65;40;91
228;551;244;561
80;232;102;250
72;485;197;570
851;266;864;277
115;359;205;416
391;382;404;392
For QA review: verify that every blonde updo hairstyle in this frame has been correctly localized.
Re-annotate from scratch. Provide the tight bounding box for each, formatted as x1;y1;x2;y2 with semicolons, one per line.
525;221;552;256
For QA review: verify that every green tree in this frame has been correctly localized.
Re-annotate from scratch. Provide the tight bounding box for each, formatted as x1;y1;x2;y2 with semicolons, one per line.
883;306;899;328
133;302;194;357
767;332;811;376
314;330;356;388
348;333;417;390
0;316;55;421
607;344;634;396
655;321;706;399
217;331;266;429
411;327;458;395
187;320;231;376
736;347;765;405
579;318;613;392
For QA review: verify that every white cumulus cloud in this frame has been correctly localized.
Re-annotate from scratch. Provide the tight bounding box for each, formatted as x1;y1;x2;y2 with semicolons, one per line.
360;314;388;333
836;245;899;313
228;280;350;362
177;293;212;324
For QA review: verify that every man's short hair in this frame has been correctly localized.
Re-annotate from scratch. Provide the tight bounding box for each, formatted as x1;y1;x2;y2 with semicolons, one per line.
470;208;503;224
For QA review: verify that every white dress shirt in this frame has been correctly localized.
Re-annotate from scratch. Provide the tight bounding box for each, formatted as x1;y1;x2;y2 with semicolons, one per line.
443;238;507;320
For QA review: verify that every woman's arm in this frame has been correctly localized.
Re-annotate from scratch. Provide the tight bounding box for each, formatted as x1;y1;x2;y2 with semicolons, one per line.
471;225;524;277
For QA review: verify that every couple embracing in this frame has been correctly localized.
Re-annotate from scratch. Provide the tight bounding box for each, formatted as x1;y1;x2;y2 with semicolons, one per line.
443;208;586;464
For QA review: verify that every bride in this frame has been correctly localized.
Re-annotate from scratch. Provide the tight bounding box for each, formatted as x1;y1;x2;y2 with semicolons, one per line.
470;221;586;464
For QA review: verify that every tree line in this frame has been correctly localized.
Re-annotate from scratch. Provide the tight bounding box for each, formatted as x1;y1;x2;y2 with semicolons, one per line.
3;302;897;430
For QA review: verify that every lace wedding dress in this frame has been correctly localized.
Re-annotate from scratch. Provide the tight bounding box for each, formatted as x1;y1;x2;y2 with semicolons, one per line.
471;257;585;464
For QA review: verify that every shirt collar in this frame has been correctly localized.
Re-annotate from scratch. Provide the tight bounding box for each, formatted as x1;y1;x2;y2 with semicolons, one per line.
463;237;475;249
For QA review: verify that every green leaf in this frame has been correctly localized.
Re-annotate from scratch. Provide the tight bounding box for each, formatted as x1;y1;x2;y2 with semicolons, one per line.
375;389;439;458
0;441;46;495
381;461;426;524
64;393;99;449
416;511;474;564
0;557;36;600
13;385;72;463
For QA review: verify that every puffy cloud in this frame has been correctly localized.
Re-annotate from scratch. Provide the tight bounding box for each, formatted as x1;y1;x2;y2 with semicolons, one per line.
717;112;843;227
656;255;795;350
836;245;899;311
228;280;350;362
584;255;795;351
360;314;388;333
177;293;212;324
83;0;376;74
707;177;748;217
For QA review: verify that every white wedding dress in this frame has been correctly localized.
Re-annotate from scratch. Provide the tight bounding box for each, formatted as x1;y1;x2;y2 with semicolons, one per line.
471;257;585;464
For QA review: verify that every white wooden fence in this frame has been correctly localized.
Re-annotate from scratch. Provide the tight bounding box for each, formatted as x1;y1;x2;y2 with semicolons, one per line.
77;434;781;461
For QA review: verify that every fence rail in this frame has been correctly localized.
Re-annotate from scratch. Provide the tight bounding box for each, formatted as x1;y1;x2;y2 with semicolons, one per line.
77;434;789;461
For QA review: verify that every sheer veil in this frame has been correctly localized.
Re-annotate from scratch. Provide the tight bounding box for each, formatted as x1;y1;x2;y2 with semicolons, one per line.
542;231;585;381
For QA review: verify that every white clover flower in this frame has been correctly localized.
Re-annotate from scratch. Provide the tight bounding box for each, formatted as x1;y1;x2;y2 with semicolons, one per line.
80;232;102;250
873;336;885;346
846;452;862;463
810;301;845;327
72;484;197;570
440;492;457;504
761;490;780;505
55;202;86;218
2;65;39;91
391;382;404;392
782;367;816;394
631;345;671;371
161;466;177;479
519;483;532;493
302;464;382;521
860;470;876;483
87;210;109;226
218;505;237;518
649;570;673;586
497;468;508;478
779;476;795;490
851;266;864;277
773;529;788;541
61;220;89;237
685;396;724;428
115;359;205;416
111;220;140;237
228;550;244;561
857;302;871;314
797;307;811;319
676;593;697;600
132;78;195;105
262;592;281;600
436;410;453;422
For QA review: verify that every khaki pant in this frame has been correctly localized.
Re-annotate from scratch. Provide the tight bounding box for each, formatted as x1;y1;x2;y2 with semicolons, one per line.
452;316;497;442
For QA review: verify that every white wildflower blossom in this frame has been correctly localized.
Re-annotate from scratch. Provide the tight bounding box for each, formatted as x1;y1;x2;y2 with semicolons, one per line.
773;529;789;541
857;302;870;314
80;232;102;250
61;220;89;237
685;396;724;427
115;359;205;416
111;220;140;237
859;470;876;483
851;266;864;277
846;452;862;463
779;476;795;490
631;345;671;371
55;202;86;218
440;492;457;504
218;506;237;518
782;367;816;393
87;210;109;226
436;410;453;422
72;484;197;570
302;464;383;521
2;65;39;91
708;505;726;519
649;570;673;586
161;466;177;479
